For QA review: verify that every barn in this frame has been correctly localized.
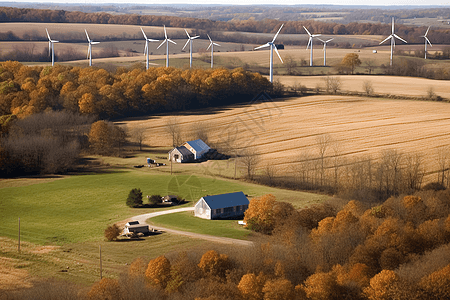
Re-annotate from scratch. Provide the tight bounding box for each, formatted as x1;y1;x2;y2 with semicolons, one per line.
194;191;249;220
168;139;211;163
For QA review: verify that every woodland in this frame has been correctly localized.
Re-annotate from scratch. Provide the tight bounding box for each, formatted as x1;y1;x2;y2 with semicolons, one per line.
4;193;450;299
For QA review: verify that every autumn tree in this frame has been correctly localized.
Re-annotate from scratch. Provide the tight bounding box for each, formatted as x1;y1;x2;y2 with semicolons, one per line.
104;224;121;241
238;272;266;300
244;194;276;234
262;278;294;300
341;53;362;75
87;278;122;300
419;264;450;299
88;120;127;156
198;250;230;278
145;255;172;289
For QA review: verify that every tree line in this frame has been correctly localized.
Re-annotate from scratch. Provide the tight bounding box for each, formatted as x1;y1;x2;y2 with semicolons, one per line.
5;192;450;299
1;6;450;45
0;61;271;120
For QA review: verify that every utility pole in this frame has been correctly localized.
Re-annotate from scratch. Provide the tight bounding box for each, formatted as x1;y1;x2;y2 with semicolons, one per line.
18;217;20;253
234;150;237;180
99;245;102;279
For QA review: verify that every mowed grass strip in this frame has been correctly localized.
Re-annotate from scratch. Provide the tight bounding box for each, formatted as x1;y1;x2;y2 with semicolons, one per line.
148;211;250;239
0;166;325;245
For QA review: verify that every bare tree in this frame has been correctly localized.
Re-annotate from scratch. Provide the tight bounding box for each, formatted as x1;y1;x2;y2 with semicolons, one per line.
331;139;343;191
190;121;210;145
364;59;376;75
238;147;259;180
322;76;341;94
130;126;146;151
284;55;297;75
263;163;276;185
165;117;183;147
362;80;374;96
316;133;331;186
437;146;449;186
404;153;424;192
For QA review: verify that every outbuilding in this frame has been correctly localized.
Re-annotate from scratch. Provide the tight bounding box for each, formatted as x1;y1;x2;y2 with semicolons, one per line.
168;146;195;163
194;191;249;220
168;139;211;163
122;221;150;236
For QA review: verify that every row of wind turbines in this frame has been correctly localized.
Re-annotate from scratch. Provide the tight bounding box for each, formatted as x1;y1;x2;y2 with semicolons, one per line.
45;18;433;82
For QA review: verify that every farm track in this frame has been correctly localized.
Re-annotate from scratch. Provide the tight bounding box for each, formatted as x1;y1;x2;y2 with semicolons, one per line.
128;207;253;247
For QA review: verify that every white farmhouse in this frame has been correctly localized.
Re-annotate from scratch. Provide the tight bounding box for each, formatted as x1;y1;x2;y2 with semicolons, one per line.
194;191;249;220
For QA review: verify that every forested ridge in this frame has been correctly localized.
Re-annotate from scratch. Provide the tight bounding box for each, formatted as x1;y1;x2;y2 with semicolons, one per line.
1;6;450;44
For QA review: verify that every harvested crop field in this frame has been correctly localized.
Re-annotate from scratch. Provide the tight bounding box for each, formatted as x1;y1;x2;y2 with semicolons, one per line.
123;94;450;183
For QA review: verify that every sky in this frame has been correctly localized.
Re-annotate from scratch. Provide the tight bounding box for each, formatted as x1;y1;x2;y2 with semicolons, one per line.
2;0;450;6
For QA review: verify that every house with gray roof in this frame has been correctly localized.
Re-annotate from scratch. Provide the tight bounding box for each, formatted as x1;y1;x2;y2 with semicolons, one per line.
194;191;249;220
168;139;210;163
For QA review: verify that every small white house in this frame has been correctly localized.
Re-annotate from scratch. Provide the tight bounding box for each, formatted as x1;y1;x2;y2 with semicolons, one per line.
194;191;249;220
122;221;150;236
183;139;211;160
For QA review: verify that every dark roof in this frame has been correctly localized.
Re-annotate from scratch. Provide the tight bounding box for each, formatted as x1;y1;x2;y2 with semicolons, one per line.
201;191;249;210
185;139;210;153
174;146;193;157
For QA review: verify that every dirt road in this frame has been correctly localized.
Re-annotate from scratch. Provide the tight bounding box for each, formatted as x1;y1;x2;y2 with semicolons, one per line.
130;207;253;247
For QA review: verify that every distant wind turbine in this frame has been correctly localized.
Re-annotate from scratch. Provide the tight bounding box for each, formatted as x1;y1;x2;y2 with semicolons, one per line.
85;29;100;67
182;29;200;68
157;25;177;68
379;17;407;66
254;24;284;83
140;27;159;70
318;38;333;66
304;26;321;67
207;34;220;68
421;26;432;59
45;28;58;66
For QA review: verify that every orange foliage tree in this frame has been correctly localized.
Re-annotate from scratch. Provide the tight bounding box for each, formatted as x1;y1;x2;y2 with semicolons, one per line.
87;278;122;300
145;255;172;289
244;194;276;234
198;250;230;278
237;272;266;300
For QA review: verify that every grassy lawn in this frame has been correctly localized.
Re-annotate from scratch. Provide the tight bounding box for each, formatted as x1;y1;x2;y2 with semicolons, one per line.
148;211;250;239
0;159;329;245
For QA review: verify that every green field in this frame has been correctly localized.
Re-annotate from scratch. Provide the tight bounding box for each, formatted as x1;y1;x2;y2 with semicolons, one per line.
148;211;250;239
0;156;329;246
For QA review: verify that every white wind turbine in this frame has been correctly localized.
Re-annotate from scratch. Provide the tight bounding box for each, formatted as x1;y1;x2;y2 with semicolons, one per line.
207;34;220;68
421;26;432;59
157;25;177;68
85;29;100;67
254;24;284;83
304;26;321;67
182;29;200;68
318;38;333;66
45;29;58;66
140;27;159;70
379;17;407;66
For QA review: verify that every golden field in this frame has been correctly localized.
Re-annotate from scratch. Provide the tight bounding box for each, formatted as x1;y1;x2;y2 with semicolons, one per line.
122;92;450;183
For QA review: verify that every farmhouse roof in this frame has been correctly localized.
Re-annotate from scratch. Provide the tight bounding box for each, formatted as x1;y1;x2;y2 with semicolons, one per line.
172;146;193;157
202;191;249;210
185;139;210;153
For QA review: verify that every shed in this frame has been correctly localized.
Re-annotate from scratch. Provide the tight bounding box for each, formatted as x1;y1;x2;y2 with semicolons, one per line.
123;221;150;236
194;191;249;220
168;146;194;163
183;139;211;160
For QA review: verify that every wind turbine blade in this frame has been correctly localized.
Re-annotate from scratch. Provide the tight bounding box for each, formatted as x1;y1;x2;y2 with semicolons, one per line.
306;38;312;49
318;38;325;43
303;26;312;37
272;23;284;43
148;39;159;42
182;39;190;50
48;41;51;56
140;27;148;40
273;45;283;63
53;40;59;43
326;38;334;43
45;28;51;41
91;41;100;45
207;34;212;42
168;39;177;45
157;40;166;49
380;35;392;45
254;43;270;50
425;26;430;36
206;43;212;51
213;42;220;46
164;25;167;39
392;17;395;34
192;35;200;39
393;34;407;43
184;29;190;39
87;46;90;59
144;42;147;54
85;29;90;41
425;37;432;46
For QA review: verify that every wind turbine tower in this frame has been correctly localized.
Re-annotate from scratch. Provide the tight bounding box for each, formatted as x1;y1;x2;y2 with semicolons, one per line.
183;29;200;68
207;34;220;68
379;17;407;66
421;26;432;59
85;29;100;67
254;24;284;83
318;38;333;66
157;25;177;68
140;27;159;70
45;28;58;66
304;26;321;67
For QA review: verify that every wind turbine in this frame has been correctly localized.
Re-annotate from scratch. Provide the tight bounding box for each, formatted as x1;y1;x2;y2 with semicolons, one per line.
421;26;432;59
254;24;284;83
304;26;321;67
157;25;177;68
182;29;200;68
318;38;333;66
45;28;58;66
379;17;407;66
207;34;220;68
140;27;159;70
85;29;100;67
